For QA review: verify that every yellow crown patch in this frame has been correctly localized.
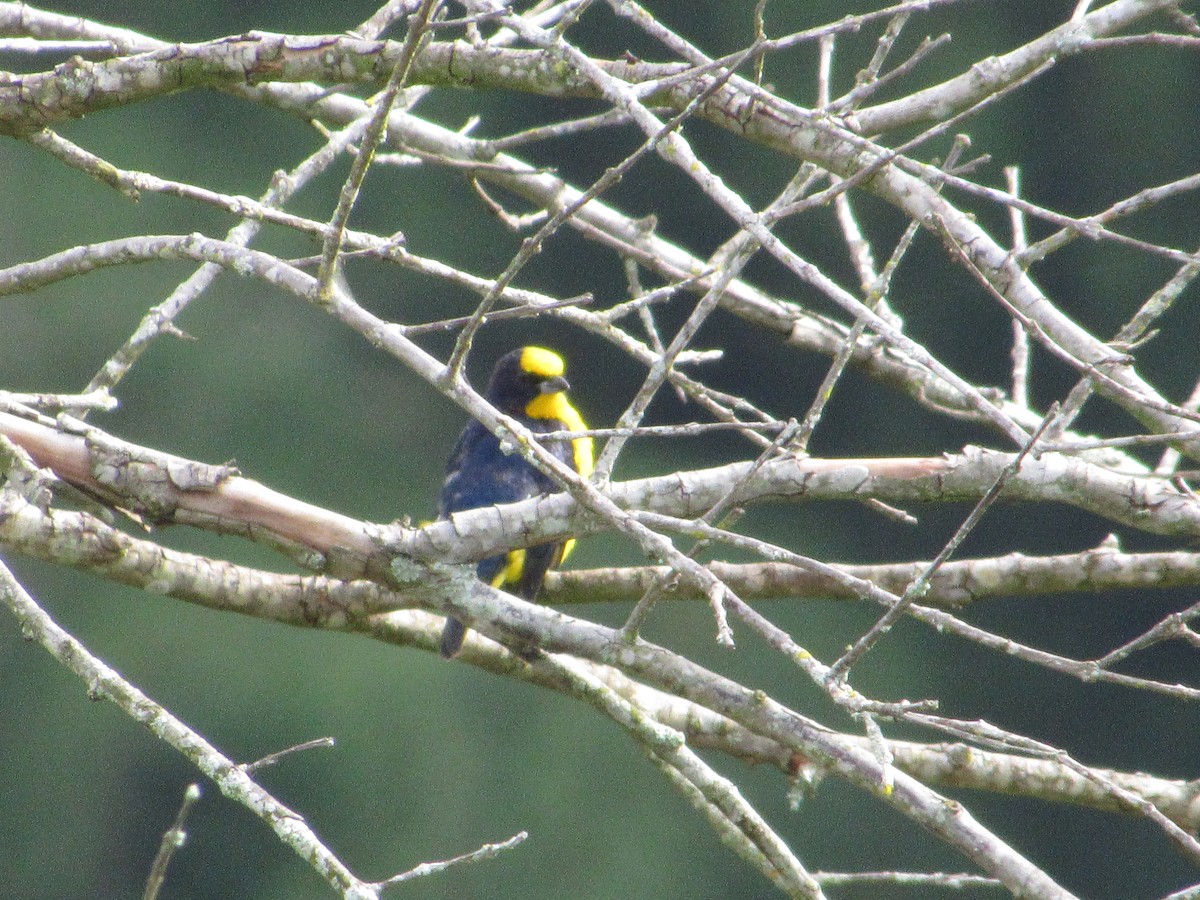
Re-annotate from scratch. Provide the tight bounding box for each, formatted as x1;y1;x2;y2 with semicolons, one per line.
520;346;565;378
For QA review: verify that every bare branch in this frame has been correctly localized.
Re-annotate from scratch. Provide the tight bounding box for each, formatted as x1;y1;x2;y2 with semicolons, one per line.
0;561;381;898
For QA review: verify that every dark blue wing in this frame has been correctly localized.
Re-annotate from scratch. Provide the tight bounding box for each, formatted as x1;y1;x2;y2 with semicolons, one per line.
437;415;579;656
438;418;572;598
438;420;558;517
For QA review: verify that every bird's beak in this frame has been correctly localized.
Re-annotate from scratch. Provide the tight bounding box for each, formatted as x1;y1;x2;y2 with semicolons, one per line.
541;375;569;394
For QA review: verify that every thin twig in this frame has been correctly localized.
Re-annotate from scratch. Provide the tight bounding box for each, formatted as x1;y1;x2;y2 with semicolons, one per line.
446;47;741;381
377;832;529;887
1047;240;1200;442
142;784;202;900
241;737;337;775
829;406;1060;681
1005;166;1031;411
316;0;442;298
0;562;377;897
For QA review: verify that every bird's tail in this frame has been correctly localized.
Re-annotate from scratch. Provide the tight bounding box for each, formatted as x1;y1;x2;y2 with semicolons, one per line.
440;617;467;658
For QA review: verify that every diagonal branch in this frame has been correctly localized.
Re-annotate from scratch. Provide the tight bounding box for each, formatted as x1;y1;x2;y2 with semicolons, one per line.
0;560;382;899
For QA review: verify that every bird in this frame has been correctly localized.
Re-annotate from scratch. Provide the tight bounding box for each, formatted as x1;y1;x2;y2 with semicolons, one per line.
437;346;594;658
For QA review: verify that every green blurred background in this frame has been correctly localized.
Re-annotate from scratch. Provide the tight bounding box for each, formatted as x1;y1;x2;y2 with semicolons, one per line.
3;2;1200;897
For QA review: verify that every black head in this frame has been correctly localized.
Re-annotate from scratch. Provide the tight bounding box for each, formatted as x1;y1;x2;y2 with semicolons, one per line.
484;346;570;415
